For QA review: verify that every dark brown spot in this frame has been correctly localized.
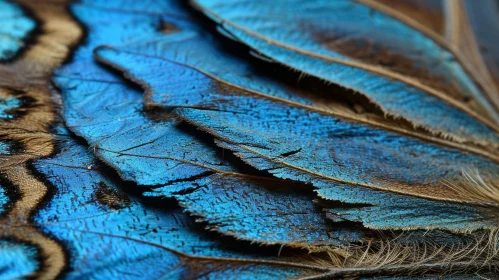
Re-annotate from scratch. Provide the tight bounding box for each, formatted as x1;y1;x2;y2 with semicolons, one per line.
159;20;180;35
93;182;131;210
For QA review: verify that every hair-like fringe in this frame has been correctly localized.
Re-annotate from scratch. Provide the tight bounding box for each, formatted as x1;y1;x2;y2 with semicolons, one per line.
443;168;499;206
298;229;499;277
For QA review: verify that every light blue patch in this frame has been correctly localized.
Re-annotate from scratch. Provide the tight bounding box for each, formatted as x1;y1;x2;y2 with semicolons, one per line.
0;97;21;119
0;142;10;154
0;240;39;279
0;0;36;60
0;184;7;215
0;142;12;215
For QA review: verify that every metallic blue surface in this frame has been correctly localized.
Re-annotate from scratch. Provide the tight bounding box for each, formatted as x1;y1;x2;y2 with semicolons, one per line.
93;28;499;231
316;181;491;230
54;3;231;186
175;105;498;188
193;0;499;145
166;175;363;246
33;132;322;279
95;46;313;114
57;73;231;186
0;0;493;277
54;1;359;249
110;17;319;107
77;0;188;16
0;0;35;60
93;45;499;205
174;105;499;230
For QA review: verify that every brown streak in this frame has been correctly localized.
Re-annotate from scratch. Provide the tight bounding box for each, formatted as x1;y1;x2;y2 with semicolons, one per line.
447;0;499;114
356;0;499;122
0;167;66;279
0;0;82;278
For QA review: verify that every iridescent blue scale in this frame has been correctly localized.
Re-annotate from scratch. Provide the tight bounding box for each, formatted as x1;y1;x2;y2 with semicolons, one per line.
0;0;35;60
